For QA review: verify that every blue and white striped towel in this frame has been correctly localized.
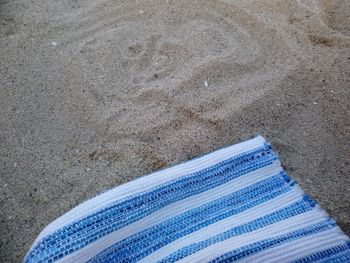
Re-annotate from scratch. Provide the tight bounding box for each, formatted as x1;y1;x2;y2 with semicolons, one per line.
25;136;350;262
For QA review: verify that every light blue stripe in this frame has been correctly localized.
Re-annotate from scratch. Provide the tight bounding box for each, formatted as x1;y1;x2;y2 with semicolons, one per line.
293;241;350;263
209;219;336;263
89;172;294;263
26;144;275;263
159;195;314;262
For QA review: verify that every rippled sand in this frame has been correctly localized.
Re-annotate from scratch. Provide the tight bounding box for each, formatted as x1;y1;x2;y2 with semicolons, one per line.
1;0;349;261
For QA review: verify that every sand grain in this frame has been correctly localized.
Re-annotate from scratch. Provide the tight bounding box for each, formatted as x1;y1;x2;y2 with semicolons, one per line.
1;0;349;261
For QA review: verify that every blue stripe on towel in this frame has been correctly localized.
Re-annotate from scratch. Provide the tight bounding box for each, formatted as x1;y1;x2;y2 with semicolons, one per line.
158;195;314;263
310;250;350;263
293;241;350;263
26;144;275;263
210;219;337;263
24;136;350;263
89;172;294;262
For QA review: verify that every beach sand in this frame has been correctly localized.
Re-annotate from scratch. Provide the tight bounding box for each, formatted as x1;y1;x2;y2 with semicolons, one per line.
1;0;349;261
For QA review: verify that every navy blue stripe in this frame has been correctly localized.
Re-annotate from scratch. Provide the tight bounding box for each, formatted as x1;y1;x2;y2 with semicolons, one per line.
26;145;275;263
159;194;314;263
89;172;294;262
209;219;336;263
293;241;350;263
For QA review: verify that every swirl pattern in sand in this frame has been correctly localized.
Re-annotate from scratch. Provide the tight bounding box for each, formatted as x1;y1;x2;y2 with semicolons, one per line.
1;0;349;261
58;0;305;130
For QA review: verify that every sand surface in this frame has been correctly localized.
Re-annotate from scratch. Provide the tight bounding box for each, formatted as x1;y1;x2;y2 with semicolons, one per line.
1;0;349;261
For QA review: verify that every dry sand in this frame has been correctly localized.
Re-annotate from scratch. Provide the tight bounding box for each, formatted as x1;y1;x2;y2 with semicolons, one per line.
1;0;350;261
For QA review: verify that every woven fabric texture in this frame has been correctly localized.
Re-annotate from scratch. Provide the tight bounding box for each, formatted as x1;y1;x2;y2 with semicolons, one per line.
24;136;350;263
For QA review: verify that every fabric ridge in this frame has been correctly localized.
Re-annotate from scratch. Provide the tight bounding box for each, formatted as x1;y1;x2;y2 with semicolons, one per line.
24;136;350;263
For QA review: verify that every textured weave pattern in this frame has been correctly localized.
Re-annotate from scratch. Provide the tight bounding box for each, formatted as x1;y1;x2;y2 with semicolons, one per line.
24;136;350;263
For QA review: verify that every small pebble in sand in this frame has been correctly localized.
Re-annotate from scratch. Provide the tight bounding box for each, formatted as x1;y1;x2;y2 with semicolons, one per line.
204;81;208;87
52;41;57;46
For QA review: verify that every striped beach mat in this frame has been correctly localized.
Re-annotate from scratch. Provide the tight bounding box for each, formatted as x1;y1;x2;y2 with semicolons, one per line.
25;136;350;262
